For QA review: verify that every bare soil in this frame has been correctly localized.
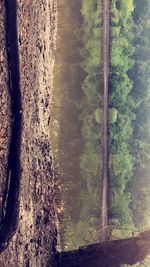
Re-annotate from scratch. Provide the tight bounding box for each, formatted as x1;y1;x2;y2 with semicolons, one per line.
0;0;110;264
0;0;59;266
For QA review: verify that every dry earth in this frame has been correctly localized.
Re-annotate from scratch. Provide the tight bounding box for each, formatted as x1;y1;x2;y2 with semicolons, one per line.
0;0;59;266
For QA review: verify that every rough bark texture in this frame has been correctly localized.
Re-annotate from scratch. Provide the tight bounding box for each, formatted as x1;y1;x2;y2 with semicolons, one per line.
55;231;150;267
0;0;59;266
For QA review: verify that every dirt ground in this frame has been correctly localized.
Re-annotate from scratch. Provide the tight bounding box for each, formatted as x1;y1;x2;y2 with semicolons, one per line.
0;0;59;266
0;0;110;264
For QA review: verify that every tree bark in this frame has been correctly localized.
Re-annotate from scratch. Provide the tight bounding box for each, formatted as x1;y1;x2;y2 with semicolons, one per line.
54;231;150;267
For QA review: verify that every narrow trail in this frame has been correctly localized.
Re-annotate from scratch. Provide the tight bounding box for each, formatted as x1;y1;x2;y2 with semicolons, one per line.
100;0;110;241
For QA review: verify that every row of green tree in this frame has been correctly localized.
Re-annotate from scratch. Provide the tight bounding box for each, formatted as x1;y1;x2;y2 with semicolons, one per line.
109;0;150;234
109;0;135;227
79;0;150;238
53;0;104;251
79;0;103;235
129;0;150;230
57;0;150;252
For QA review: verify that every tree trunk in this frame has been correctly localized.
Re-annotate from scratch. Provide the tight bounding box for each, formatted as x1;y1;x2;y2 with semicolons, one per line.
54;232;150;267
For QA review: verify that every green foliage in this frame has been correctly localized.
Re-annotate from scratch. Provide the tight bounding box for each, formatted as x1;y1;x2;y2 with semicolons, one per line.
51;0;102;251
109;0;135;226
129;0;150;229
95;108;102;124
59;0;150;250
80;0;103;187
110;193;133;225
109;0;150;231
119;0;135;18
110;108;118;124
65;0;103;250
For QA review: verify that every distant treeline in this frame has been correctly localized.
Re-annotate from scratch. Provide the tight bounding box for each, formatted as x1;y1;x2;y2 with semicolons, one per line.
109;0;150;230
60;0;150;250
56;0;104;250
79;0;103;230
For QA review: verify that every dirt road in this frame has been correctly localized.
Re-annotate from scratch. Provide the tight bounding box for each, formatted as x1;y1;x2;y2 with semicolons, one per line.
100;0;110;241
